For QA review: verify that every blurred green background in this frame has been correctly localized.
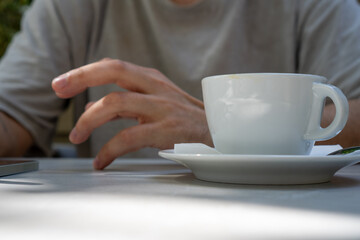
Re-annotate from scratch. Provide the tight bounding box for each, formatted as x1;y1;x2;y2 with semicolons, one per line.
0;0;32;57
0;0;72;144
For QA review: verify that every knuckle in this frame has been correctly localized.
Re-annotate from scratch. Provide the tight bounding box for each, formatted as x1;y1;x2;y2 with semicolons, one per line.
147;76;175;93
147;67;162;75
145;67;166;81
100;57;113;62
161;99;175;112
162;116;179;130
160;98;181;112
110;59;127;72
148;74;167;87
71;67;86;80
85;101;95;110
102;92;123;106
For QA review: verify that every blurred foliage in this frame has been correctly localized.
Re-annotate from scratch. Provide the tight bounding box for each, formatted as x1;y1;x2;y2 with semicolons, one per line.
0;0;32;57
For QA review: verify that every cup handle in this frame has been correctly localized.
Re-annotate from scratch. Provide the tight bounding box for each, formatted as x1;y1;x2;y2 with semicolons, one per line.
304;82;349;140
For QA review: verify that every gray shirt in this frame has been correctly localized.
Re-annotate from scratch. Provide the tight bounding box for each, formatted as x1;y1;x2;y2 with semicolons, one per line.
1;0;360;157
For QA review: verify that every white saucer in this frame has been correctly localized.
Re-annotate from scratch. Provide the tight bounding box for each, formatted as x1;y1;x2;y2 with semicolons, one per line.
158;150;360;185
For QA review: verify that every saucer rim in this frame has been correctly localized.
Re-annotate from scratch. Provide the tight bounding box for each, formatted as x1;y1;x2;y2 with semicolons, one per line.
158;149;360;185
159;149;360;162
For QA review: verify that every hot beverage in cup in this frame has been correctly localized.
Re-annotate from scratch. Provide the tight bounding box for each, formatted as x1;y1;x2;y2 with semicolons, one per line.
202;73;348;155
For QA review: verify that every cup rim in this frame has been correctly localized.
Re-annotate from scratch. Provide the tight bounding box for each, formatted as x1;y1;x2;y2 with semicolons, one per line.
202;73;327;83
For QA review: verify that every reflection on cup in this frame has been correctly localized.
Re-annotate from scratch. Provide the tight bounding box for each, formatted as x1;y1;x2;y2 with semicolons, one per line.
202;73;349;155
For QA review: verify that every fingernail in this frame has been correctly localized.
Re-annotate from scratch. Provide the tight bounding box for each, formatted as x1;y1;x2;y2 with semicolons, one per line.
69;128;79;142
93;157;102;170
53;73;68;89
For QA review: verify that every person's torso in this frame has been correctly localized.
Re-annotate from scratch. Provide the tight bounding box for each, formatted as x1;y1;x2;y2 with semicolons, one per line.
73;0;298;157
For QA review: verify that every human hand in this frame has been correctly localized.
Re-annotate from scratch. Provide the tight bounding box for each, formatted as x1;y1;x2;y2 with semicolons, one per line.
52;59;212;169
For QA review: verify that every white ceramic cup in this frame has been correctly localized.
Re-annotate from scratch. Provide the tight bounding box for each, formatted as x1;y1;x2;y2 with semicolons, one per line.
202;73;349;155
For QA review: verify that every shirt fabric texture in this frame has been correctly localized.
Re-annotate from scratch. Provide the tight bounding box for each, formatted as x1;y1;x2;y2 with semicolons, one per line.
0;0;360;158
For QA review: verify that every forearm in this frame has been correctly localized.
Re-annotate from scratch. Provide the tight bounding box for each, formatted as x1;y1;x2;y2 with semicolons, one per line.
0;112;33;156
319;98;360;147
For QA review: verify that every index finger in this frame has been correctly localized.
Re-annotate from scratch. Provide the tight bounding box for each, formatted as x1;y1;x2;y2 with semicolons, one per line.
52;59;169;98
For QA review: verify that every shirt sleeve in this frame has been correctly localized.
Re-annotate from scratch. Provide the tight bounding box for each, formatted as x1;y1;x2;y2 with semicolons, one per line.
297;0;360;100
0;0;93;156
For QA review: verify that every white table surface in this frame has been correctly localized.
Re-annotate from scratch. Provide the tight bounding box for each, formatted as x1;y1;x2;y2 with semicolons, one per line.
1;158;360;240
